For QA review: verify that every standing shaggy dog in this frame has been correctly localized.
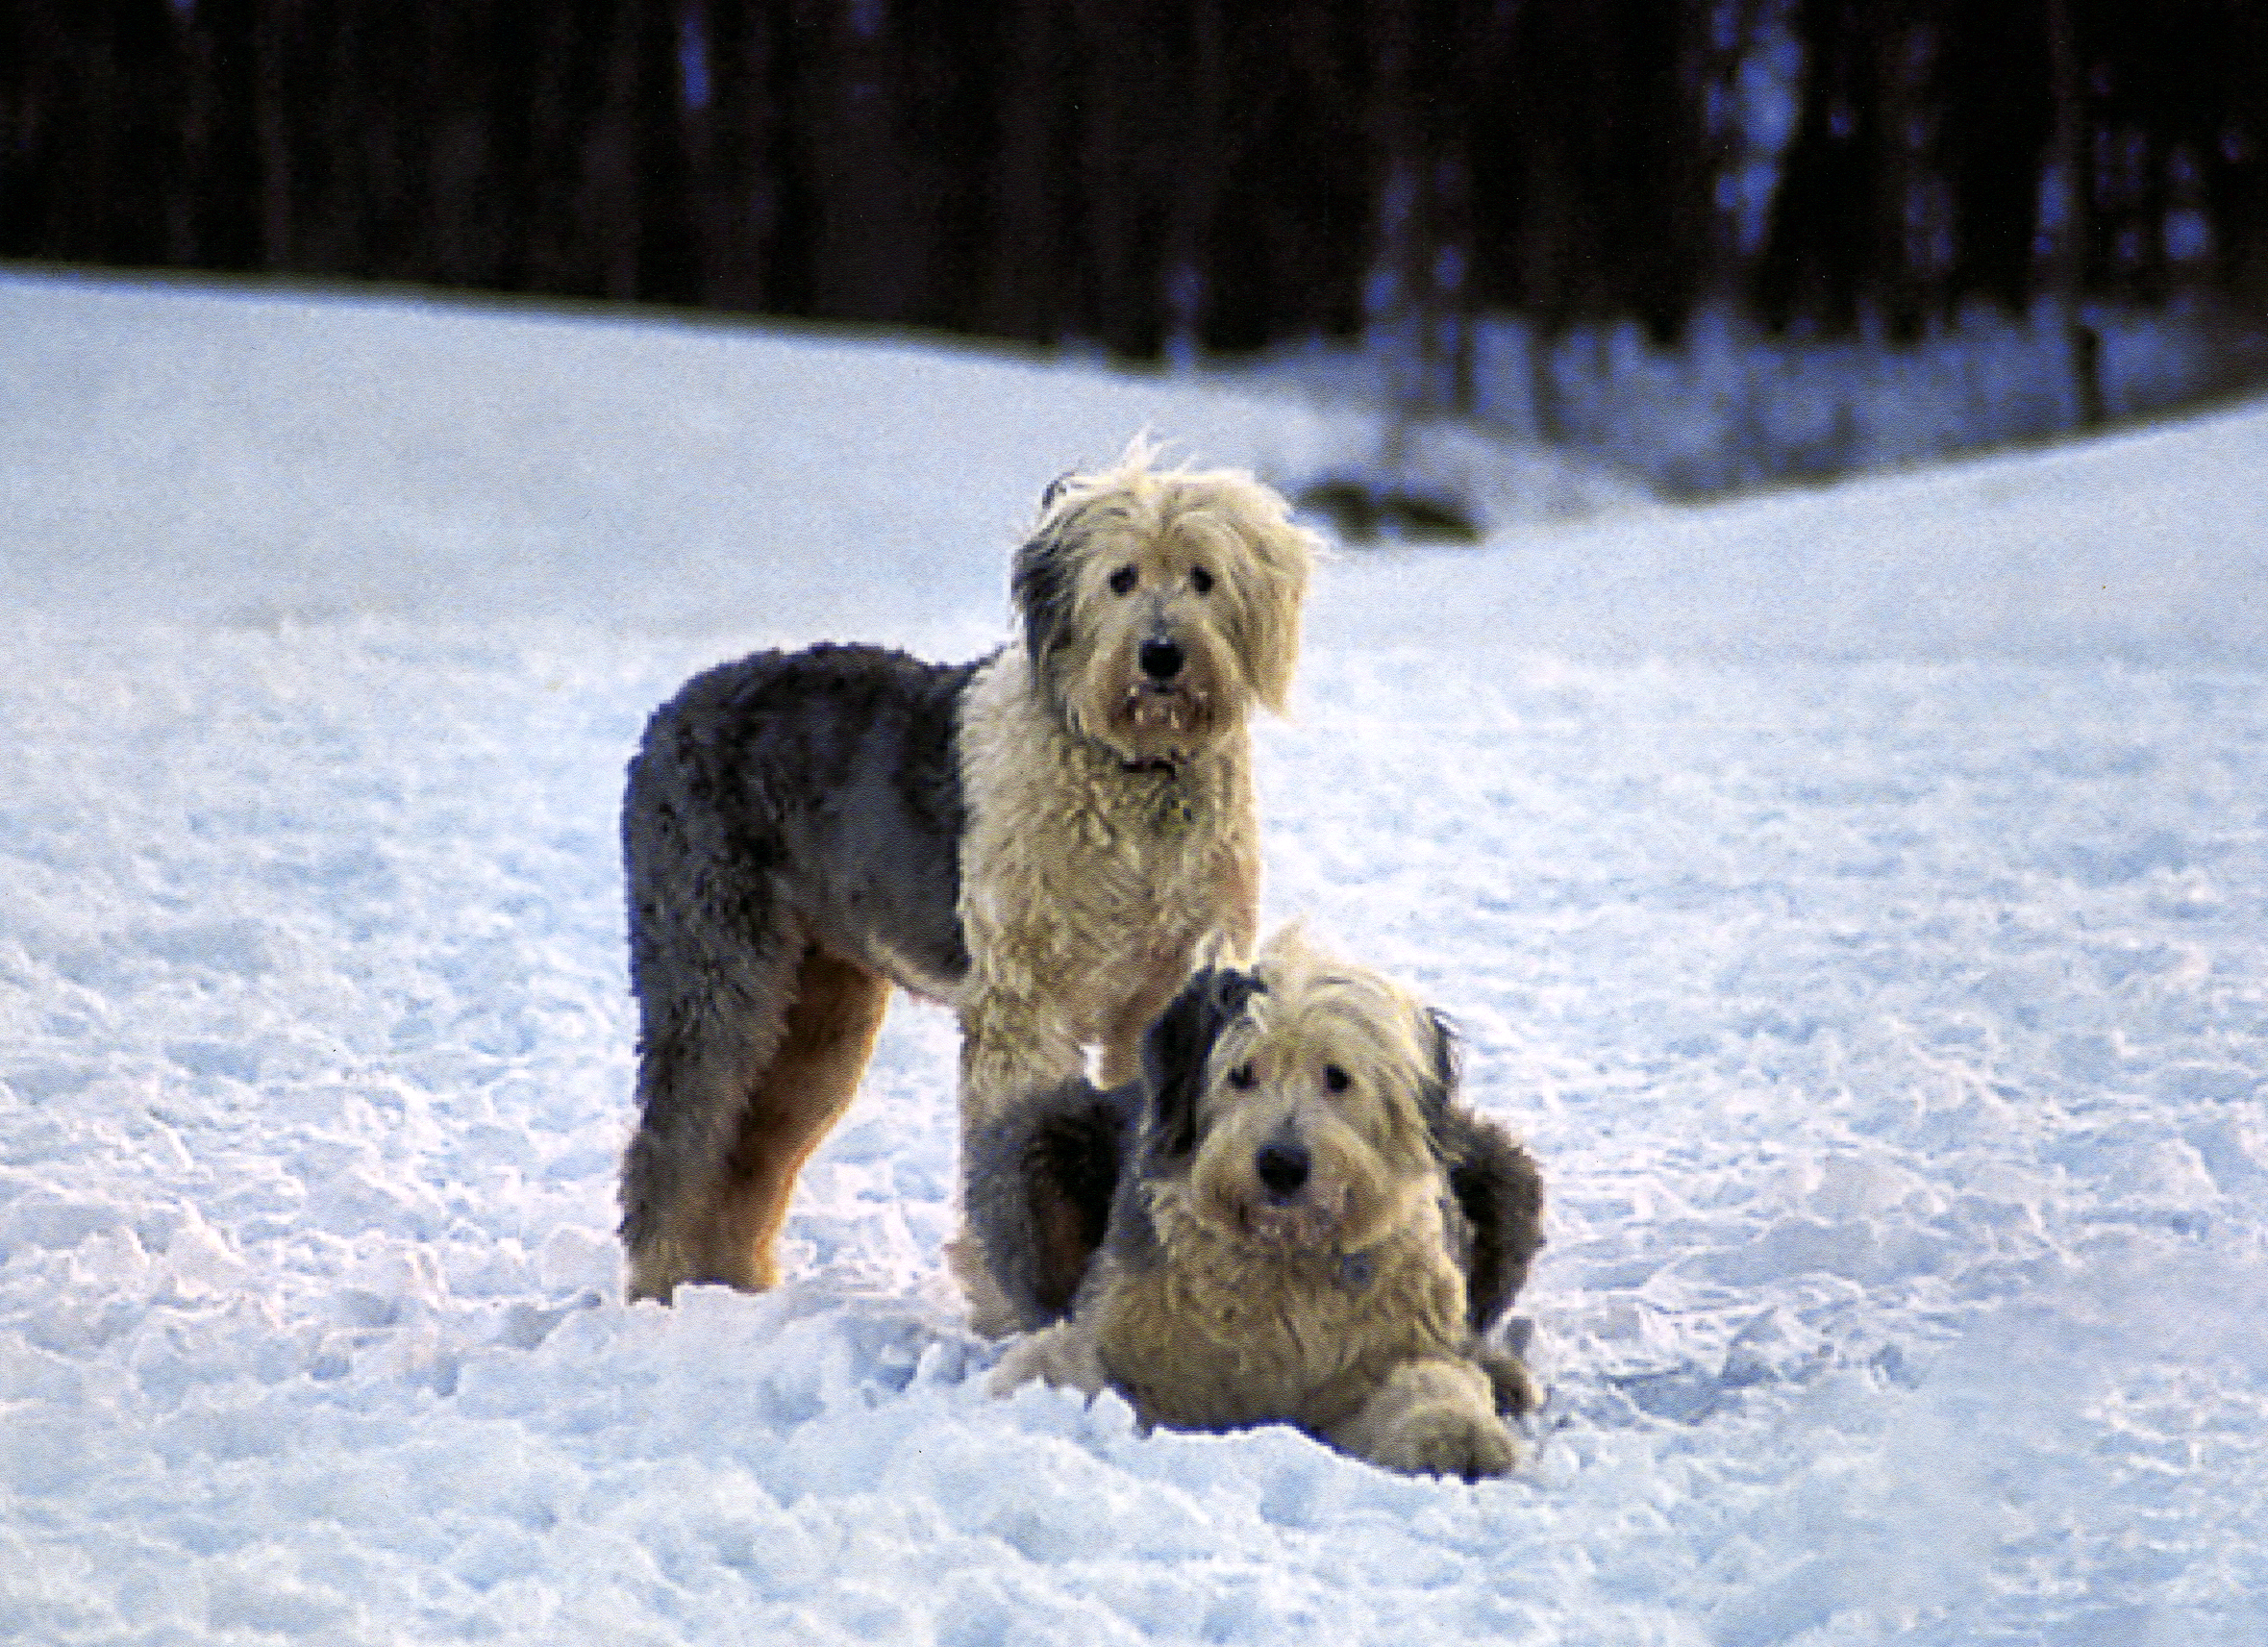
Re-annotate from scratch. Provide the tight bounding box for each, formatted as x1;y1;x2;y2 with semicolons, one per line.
972;929;1546;1479
617;442;1315;1305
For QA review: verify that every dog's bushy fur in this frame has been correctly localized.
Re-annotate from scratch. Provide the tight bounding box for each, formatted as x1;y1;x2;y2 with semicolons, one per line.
972;929;1546;1479
616;440;1315;1305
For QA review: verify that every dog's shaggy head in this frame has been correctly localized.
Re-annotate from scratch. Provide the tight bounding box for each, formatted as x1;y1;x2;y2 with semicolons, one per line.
1141;929;1456;1259
1012;438;1315;765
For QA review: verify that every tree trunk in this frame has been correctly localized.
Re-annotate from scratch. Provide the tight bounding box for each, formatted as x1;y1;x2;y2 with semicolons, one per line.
2045;0;2105;426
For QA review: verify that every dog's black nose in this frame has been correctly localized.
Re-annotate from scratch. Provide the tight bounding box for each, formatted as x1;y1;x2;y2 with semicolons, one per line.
1138;636;1184;682
1255;1141;1310;1200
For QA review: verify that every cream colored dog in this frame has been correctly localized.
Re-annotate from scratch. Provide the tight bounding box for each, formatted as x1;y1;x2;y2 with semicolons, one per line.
617;440;1313;1307
972;929;1545;1479
952;441;1310;1117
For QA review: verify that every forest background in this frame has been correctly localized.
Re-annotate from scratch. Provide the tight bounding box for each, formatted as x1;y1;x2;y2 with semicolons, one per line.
7;1;2268;489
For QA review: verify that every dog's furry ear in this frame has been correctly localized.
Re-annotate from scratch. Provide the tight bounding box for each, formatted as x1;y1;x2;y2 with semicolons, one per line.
1188;476;1313;717
1011;513;1080;691
1141;966;1261;1163
1230;512;1313;716
1437;1109;1546;1335
1412;1005;1545;1335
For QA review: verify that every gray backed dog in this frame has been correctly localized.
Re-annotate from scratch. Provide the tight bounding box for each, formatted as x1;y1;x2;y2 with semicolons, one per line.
971;928;1546;1479
617;441;1314;1306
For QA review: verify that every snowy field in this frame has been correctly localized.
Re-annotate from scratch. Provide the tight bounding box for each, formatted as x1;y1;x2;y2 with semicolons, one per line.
4;270;2267;1644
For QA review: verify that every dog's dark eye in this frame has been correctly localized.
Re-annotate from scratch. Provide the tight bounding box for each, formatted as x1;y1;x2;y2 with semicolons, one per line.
1190;565;1214;594
1228;1062;1256;1089
1109;565;1138;595
1324;1064;1350;1094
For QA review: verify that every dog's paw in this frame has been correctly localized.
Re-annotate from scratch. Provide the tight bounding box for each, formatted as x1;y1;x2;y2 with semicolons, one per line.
1330;1357;1522;1480
1373;1399;1520;1481
1478;1345;1543;1418
985;1321;1109;1400
947;1230;1024;1339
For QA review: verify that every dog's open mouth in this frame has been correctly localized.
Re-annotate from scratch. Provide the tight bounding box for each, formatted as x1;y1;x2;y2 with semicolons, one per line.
1115;684;1212;761
1123;684;1207;735
1232;1187;1348;1251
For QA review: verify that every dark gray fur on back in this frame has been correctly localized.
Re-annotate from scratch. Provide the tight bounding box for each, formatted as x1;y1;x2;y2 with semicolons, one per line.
623;643;978;1008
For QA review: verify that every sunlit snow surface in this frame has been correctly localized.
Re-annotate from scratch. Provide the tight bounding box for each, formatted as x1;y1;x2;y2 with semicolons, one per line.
4;273;2266;1644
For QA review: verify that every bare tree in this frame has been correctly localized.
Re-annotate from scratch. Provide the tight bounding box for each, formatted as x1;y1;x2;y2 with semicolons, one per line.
2044;0;2106;424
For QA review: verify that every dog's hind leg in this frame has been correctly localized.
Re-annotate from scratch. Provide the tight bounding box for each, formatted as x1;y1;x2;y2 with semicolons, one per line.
619;903;800;1303
620;990;793;1303
702;948;892;1292
619;939;886;1302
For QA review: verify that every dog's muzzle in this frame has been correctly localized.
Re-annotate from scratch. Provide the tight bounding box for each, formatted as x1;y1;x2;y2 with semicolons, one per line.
1235;1137;1346;1247
1121;642;1209;744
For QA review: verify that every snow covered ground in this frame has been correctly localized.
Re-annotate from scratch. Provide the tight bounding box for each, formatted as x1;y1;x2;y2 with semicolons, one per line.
1264;296;2266;498
4;270;2266;1644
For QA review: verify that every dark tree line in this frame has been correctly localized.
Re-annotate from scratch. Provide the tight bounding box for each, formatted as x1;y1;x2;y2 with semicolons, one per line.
5;1;2265;372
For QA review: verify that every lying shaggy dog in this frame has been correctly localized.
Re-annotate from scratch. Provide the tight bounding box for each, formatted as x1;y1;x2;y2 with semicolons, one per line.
970;929;1546;1479
615;440;1314;1306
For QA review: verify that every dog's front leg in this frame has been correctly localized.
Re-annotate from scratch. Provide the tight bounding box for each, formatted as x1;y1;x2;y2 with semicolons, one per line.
953;985;1090;1335
986;1320;1110;1401
1327;1357;1520;1480
956;983;1089;1127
